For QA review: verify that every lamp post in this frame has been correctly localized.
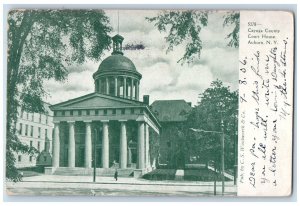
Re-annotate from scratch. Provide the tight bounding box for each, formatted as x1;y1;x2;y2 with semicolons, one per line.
189;125;225;196
220;119;225;195
233;109;238;185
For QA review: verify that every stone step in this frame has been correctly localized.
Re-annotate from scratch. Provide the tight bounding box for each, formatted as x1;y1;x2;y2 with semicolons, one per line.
53;167;134;177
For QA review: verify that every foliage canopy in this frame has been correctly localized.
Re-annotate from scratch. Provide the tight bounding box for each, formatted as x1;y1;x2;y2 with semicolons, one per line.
147;10;240;64
7;9;112;181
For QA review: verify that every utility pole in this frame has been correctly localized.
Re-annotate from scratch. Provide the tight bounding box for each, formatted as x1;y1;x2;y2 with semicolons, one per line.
221;119;225;196
189;126;226;196
214;161;217;196
233;111;238;185
93;129;97;182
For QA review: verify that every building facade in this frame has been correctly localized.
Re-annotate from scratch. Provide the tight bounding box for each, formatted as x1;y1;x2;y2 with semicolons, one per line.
48;34;160;177
151;100;192;169
15;103;53;168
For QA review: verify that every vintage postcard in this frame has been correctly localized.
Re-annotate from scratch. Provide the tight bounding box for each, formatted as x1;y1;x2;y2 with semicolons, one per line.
4;9;294;197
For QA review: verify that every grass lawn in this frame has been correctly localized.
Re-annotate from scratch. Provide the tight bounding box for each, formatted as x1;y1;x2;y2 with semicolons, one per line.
143;168;231;181
143;169;176;180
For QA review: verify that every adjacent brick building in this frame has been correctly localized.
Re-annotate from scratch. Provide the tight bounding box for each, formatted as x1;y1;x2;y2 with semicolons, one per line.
15;103;53;168
151;100;192;169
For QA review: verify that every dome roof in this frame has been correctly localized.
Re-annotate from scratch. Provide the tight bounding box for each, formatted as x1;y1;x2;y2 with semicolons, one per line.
97;54;137;72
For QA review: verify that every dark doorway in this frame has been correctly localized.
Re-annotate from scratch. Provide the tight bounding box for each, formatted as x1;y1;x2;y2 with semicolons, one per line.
76;147;85;167
95;147;102;168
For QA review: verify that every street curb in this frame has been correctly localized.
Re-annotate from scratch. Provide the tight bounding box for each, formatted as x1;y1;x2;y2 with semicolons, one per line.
19;180;236;187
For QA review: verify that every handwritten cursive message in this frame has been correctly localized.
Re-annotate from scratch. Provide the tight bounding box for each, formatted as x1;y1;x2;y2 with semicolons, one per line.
238;11;293;196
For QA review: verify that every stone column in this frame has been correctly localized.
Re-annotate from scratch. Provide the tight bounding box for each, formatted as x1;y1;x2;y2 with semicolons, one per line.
52;122;60;168
106;77;109;95
68;121;75;167
130;78;134;99
114;77;118;96
137;122;145;169
119;120;127;169
136;80;139;101
123;77;127;98
102;120;109;168
145;124;150;168
84;121;92;168
98;79;101;93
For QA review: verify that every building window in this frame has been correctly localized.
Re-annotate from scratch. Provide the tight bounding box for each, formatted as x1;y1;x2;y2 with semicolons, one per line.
45;115;48;124
86;110;90;115
70;110;73;116
95;110;99;115
30;126;33;137
62;111;65;116
104;109;107;115
39;114;42;123
121;109;125;115
140;108;143;114
45;129;48;138
54;111;57;116
32;113;34;121
26;113;29;120
44;142;47;150
112;109;116;115
18;155;22;162
38;127;41;138
78;110;82;116
131;108;135;114
30;140;33;147
37;142;40;152
19;123;22;135
22;111;25;119
44;156;47;162
25;125;28;136
29;156;33;162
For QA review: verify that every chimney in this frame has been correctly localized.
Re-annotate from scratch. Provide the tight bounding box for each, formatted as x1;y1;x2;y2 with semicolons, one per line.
143;95;150;105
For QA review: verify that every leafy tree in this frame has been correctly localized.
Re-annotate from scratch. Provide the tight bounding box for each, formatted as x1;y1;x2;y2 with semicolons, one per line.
186;80;238;170
147;10;239;64
7;9;112;181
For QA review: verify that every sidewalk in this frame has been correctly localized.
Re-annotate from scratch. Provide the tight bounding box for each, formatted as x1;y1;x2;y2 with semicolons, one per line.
207;165;234;180
6;174;237;196
18;174;236;187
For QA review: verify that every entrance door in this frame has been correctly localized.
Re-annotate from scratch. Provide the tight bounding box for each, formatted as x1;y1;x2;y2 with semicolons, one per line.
64;148;68;167
95;147;101;168
77;147;85;167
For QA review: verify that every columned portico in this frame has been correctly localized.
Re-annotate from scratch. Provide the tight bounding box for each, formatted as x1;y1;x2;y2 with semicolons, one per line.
119;120;127;169
102;120;109;168
68;121;75;167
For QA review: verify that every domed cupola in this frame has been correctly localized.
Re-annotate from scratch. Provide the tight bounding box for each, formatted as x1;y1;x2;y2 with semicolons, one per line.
93;34;142;101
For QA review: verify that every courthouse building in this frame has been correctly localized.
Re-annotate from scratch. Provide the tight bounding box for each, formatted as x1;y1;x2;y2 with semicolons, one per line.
48;34;160;177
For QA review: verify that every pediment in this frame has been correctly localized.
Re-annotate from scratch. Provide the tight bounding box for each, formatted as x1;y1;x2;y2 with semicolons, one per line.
50;93;142;110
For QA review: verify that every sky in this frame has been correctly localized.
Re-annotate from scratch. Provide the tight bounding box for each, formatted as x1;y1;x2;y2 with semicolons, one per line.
44;10;238;106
